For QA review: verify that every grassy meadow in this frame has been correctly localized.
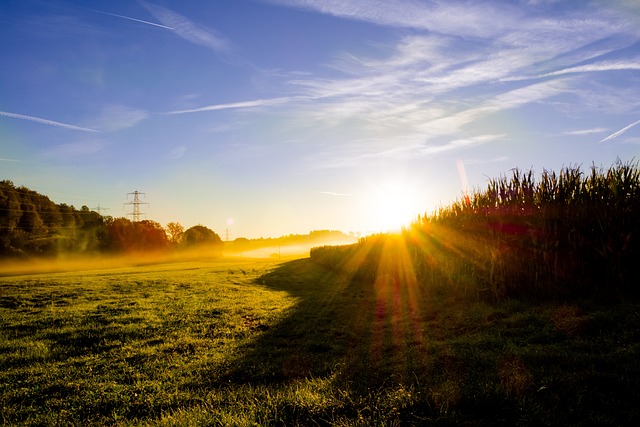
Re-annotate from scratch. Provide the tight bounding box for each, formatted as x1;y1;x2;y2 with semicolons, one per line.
2;253;640;425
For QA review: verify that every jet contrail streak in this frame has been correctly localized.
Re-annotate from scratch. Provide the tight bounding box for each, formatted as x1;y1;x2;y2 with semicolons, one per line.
0;111;100;133
164;97;300;114
599;118;640;143
89;9;174;30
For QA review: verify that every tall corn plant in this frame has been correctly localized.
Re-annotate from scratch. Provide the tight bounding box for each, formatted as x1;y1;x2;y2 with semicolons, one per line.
410;161;640;300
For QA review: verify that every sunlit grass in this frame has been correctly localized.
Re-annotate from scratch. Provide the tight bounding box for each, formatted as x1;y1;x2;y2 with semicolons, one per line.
2;257;639;424
0;258;292;425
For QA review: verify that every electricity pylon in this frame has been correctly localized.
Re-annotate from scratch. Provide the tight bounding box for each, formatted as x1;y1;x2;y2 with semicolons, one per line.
92;204;109;215
124;190;148;222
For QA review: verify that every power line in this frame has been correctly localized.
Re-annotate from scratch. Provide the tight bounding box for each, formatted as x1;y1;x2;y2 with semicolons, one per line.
0;206;105;215
1;183;119;202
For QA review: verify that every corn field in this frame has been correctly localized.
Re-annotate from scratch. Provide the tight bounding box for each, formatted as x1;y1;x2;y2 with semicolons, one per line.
312;161;640;301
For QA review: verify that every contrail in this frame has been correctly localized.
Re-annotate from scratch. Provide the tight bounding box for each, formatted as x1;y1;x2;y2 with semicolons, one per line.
164;97;300;114
599;118;640;143
89;9;174;30
0;111;100;133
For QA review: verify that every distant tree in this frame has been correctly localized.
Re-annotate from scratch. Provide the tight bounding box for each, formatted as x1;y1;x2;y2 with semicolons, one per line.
136;220;170;251
183;225;222;246
0;182;22;255
76;210;107;252
183;225;223;255
166;222;184;245
105;217;135;252
103;218;169;252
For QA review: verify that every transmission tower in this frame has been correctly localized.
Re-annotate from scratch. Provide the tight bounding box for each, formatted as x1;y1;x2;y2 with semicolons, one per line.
224;227;233;242
91;204;109;215
124;190;148;222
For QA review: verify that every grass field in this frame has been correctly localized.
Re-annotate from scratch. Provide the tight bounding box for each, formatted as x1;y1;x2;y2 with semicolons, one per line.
2;255;640;425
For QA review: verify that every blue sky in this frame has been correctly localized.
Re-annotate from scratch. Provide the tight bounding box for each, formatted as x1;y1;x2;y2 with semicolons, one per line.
1;0;640;238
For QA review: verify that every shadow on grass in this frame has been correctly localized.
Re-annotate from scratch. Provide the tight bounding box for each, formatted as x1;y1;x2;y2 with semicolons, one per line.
217;257;640;425
222;260;459;394
221;258;383;385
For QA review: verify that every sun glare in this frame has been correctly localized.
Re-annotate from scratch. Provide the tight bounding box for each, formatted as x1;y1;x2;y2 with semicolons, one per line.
364;182;421;233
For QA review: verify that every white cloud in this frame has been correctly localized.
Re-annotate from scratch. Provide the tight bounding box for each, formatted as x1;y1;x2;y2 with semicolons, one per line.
140;1;229;52
149;0;635;156
265;0;517;38
319;191;352;197
161;0;639;172
462;156;509;165
408;80;567;138
41;141;103;158
93;105;148;131
502;59;640;82
282;14;584;136
564;127;608;136
421;134;507;156
167;145;187;159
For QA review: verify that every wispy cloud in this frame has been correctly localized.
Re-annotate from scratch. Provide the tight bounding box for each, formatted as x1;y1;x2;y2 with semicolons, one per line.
319;191;352;197
501;59;640;82
164;97;305;115
600;119;640;143
89;8;173;30
41;140;103;158
167;145;187;159
414;80;566;137
140;1;229;52
421;134;507;157
462;156;509;166
264;0;516;38
0;157;19;162
564;127;608;136
159;0;638;172
92;105;148;131
0;111;100;133
265;1;635;166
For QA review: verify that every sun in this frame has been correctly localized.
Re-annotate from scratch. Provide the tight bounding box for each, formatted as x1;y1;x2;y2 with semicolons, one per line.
364;181;422;233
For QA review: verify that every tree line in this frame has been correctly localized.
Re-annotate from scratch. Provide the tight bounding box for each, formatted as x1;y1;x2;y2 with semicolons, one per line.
0;180;221;258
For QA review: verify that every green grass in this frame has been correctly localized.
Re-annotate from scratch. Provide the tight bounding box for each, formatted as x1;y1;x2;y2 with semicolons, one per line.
0;258;290;425
2;256;640;425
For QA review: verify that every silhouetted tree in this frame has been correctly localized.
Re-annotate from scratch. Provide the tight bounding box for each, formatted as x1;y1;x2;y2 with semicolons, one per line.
0;181;174;257
183;225;223;255
166;221;184;245
105;217;135;252
136;220;169;251
104;218;168;252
